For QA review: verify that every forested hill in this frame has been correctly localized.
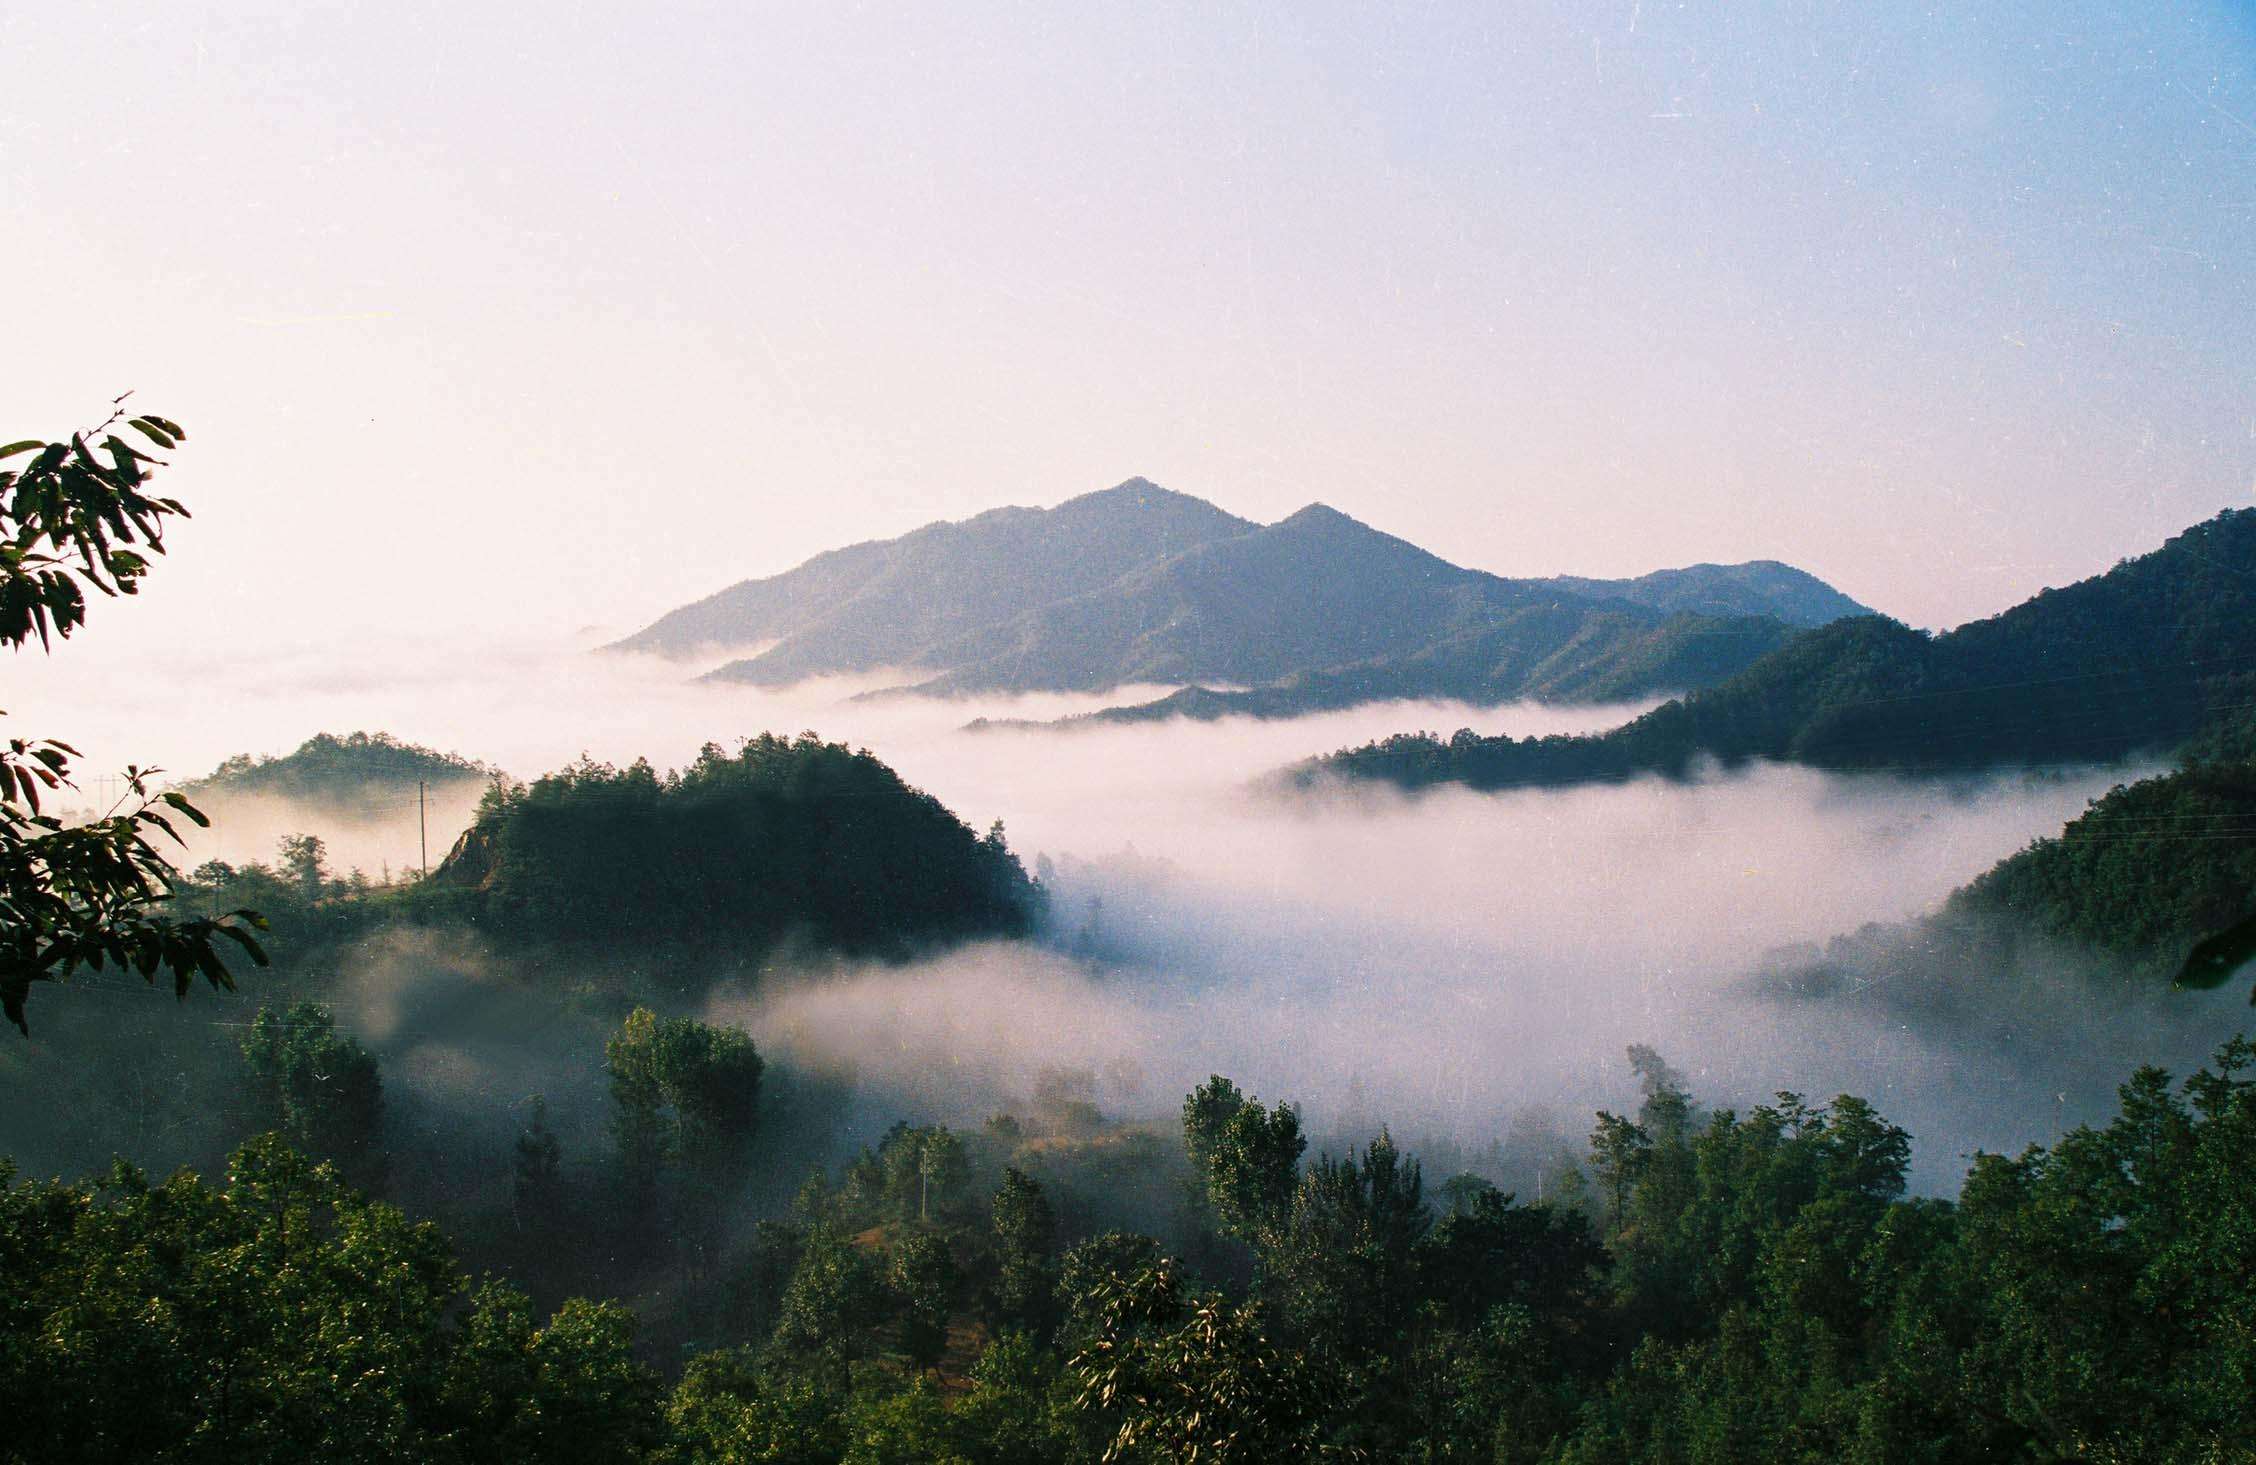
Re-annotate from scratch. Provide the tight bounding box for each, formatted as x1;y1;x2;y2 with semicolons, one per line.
1301;508;2256;793
178;731;498;809
1749;742;2256;1010
1944;754;2256;981
430;733;1041;956
610;478;1868;703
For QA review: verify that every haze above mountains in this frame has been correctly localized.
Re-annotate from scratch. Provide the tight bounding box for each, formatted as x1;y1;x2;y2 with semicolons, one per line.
613;479;1871;716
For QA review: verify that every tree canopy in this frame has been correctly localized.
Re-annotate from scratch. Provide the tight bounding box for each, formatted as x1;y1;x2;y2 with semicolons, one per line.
4;1031;2254;1460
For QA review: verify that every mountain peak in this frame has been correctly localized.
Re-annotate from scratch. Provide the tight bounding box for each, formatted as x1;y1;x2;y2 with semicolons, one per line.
1052;477;1235;520
1071;475;1169;502
1276;502;1362;531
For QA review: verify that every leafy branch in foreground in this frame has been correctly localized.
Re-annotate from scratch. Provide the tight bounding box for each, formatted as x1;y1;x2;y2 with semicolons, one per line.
0;401;266;1032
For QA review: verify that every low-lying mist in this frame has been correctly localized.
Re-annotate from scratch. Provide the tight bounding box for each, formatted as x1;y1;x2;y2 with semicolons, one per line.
731;765;2248;1195
11;630;2250;1197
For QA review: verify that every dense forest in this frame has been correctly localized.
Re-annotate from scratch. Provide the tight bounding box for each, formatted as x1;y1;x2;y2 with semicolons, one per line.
1304;509;2256;793
14;700;2252;1462
24;711;2248;1460
16;718;2256;1462
5;1033;2252;1462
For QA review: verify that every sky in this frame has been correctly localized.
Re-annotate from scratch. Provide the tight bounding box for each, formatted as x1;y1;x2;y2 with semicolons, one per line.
6;1;2255;656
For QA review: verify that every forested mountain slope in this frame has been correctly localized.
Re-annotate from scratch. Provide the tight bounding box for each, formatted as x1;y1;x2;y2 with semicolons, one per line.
1943;756;2256;981
1303;508;2256;792
968;609;1799;731
1746;749;2256;1015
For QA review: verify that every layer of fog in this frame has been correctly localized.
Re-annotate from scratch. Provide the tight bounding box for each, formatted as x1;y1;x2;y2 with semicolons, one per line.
7;631;1651;878
738;766;2249;1194
12;631;2251;1196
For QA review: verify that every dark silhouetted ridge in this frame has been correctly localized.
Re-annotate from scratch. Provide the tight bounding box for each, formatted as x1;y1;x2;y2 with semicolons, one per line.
1301;508;2256;793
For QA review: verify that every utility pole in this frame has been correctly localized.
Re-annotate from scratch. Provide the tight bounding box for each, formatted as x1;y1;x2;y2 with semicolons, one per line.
419;780;428;879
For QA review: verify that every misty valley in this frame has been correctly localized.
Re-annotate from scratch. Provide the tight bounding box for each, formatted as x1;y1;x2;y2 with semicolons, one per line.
6;436;2256;1465
24;3;2256;1456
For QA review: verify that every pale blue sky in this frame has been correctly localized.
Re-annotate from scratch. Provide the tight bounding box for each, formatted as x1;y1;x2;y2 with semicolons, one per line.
7;1;2254;649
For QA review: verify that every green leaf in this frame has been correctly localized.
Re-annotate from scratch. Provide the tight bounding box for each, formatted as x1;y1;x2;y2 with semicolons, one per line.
214;922;269;965
0;440;43;461
194;943;236;994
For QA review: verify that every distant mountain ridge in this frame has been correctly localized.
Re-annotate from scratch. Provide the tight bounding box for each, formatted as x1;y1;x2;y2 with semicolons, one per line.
1301;508;2256;793
1545;560;1869;626
610;479;1873;707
